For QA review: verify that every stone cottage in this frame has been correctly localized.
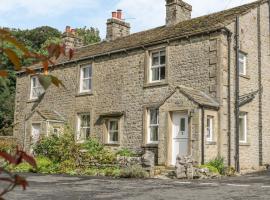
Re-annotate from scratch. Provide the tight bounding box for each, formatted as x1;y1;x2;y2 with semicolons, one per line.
14;0;270;171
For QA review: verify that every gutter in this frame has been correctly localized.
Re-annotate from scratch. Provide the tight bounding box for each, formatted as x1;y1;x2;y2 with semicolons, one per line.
201;106;205;165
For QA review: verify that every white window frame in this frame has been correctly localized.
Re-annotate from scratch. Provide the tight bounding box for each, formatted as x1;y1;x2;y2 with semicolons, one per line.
239;113;247;143
149;49;166;83
30;76;44;100
76;113;91;142
79;65;92;93
206;116;214;142
107;119;119;144
239;52;247;76
147;108;159;144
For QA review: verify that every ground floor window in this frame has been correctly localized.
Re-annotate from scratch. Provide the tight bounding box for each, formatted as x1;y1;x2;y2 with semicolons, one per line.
77;113;91;142
107;119;119;144
206;116;214;142
239;113;247;143
147;108;159;143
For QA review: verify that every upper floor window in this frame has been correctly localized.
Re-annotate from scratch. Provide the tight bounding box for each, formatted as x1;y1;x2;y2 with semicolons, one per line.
77;113;91;142
239;52;247;76
239;113;247;143
147;108;159;143
206;116;214;142
30;76;44;100
107;119;119;144
80;65;92;93
149;49;166;82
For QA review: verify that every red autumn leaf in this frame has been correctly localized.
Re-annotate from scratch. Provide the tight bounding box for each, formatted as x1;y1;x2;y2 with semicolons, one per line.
0;152;16;164
14;175;28;190
25;68;36;75
20;152;37;169
3;48;21;71
42;60;49;75
0;70;8;77
69;48;74;60
1;34;30;55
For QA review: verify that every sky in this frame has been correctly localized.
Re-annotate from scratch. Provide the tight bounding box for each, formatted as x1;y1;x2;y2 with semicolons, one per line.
0;0;256;39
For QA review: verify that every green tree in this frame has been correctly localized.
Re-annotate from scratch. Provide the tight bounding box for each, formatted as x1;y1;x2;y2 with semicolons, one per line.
76;26;101;45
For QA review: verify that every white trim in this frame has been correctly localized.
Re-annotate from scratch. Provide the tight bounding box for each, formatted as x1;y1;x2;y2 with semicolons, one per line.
30;76;44;100
76;113;91;142
206;116;214;142
239;52;247;76
107;119;119;144
79;65;92;93
239;113;247;143
147;108;159;144
149;49;166;83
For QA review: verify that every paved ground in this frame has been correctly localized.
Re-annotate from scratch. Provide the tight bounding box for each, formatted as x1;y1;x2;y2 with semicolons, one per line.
1;171;270;200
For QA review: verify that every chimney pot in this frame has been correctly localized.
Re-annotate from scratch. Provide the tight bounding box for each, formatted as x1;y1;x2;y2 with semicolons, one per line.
112;11;117;18
117;9;122;20
65;26;71;33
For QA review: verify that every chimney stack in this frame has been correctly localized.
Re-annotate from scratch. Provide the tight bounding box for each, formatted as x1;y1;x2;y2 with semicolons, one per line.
106;9;130;41
166;0;192;26
62;26;83;49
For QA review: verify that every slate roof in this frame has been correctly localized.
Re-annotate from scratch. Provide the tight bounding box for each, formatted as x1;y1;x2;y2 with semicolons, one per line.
239;89;261;107
178;86;219;108
37;110;65;121
23;0;266;72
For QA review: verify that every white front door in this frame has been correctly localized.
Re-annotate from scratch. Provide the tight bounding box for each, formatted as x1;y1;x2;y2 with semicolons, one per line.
31;123;41;144
172;113;189;165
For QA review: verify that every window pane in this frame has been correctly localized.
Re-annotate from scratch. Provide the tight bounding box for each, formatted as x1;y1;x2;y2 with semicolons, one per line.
150;109;158;124
32;77;37;87
160;66;165;80
109;121;118;131
239;117;245;141
83;79;91;90
81;114;90;126
239;62;244;74
152;53;159;66
150;126;158;141
180;118;185;132
160;54;166;65
110;131;118;142
83;67;91;78
151;67;159;81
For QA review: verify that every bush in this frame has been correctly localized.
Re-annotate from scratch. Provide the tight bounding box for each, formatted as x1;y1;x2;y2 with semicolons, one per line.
82;139;104;154
117;148;135;157
58;159;77;174
207;157;225;175
0;139;17;153
199;164;219;174
33;126;79;163
120;165;148;178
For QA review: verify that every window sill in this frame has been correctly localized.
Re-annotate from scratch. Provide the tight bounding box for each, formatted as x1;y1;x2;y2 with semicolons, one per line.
142;143;158;148
240;74;250;80
76;92;93;97
239;142;250;146
104;143;120;147
206;141;217;145
143;81;168;89
27;98;39;103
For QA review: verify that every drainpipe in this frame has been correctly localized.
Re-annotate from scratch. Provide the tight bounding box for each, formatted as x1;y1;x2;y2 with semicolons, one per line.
201;106;205;165
235;16;240;172
257;6;263;166
227;30;232;167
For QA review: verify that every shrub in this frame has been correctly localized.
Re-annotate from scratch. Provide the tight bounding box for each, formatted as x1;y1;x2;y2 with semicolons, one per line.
199;164;219;174
117;148;135;157
207;157;225;175
82;139;104;154
33;126;79;163
120;165;148;178
0;139;17;153
58;159;77;174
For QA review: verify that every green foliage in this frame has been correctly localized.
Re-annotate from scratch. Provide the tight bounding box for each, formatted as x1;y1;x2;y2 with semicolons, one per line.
75;27;101;45
120;165;148;178
0;139;16;152
33;126;79;163
207;157;225;175
116;148;135;157
58;159;77;174
199;164;219;174
83;167;120;177
82;138;104;154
